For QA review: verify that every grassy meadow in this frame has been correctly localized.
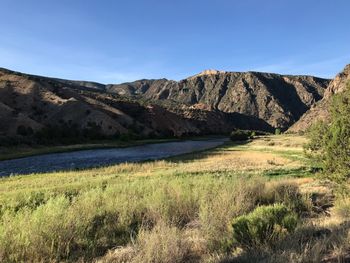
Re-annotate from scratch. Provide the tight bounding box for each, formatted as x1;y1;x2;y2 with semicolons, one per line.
0;135;349;262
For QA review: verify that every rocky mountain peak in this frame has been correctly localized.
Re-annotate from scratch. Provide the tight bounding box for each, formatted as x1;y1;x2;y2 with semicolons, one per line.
324;64;350;97
193;69;227;77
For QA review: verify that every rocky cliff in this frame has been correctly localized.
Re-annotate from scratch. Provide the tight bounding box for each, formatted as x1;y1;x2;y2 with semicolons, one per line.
288;64;350;133
108;71;329;129
0;67;330;144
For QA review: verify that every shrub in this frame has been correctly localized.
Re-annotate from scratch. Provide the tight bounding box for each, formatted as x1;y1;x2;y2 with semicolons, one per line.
305;82;350;182
199;178;265;251
275;128;281;135
230;130;253;141
259;181;312;216
231;204;298;248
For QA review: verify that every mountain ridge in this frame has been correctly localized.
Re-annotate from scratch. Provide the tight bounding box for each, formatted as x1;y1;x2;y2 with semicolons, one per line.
288;64;350;133
0;66;331;144
107;70;330;129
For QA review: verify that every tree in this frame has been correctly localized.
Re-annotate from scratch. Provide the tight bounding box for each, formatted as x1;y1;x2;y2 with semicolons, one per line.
230;130;253;141
306;82;350;182
275;128;281;135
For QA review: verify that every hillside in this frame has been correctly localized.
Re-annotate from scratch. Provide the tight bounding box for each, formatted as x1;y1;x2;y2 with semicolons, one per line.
108;70;329;129
288;64;350;133
0;68;209;142
0;67;330;144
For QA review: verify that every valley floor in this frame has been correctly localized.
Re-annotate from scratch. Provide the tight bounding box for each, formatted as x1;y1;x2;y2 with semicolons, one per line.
0;135;349;262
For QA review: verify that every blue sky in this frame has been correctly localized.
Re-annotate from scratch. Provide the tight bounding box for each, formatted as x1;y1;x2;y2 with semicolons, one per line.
1;0;350;83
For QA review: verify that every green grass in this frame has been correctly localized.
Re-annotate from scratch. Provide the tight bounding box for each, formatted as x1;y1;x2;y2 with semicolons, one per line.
1;134;338;262
262;167;316;178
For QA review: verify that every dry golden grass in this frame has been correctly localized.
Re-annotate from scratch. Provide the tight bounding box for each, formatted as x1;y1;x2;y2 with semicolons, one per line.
178;135;307;172
97;223;206;263
248;134;308;150
179;150;296;173
5;134;343;263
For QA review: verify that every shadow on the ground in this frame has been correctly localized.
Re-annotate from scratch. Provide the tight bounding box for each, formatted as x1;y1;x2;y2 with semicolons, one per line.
164;140;251;164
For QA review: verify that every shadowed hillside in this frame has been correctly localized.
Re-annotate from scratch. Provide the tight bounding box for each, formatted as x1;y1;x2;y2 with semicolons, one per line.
0;67;329;144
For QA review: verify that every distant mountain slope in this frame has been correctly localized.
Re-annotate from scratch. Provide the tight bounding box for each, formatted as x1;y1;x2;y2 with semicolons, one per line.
0;67;330;144
108;70;329;129
0;68;242;142
288;64;350;133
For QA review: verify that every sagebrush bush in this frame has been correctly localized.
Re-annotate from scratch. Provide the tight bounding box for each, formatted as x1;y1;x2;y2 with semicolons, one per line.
231;204;298;249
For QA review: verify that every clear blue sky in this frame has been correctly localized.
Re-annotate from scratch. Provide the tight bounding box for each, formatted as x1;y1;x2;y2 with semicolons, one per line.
1;0;350;83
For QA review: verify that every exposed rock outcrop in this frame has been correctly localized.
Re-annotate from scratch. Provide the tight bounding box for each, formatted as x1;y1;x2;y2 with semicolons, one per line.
108;71;329;129
0;67;331;143
288;64;350;133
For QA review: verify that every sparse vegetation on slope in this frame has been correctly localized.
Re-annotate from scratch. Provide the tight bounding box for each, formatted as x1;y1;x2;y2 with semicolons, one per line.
289;64;350;133
0;67;330;146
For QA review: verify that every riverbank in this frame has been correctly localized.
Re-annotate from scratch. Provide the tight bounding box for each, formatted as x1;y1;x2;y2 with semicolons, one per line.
0;138;176;161
0;138;228;176
0;135;228;161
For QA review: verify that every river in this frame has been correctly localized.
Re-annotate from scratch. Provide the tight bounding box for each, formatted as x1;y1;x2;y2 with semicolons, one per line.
0;138;228;177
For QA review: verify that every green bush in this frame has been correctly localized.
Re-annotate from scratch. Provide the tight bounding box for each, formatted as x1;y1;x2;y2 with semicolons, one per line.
231;204;298;248
305;82;350;182
230;130;253;141
275;128;281;135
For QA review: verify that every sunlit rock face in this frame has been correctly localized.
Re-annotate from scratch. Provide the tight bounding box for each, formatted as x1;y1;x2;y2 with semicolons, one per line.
0;66;331;143
109;70;329;130
288;64;350;133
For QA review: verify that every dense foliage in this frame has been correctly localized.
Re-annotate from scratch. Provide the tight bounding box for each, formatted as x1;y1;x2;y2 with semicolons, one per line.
230;130;254;141
306;83;350;182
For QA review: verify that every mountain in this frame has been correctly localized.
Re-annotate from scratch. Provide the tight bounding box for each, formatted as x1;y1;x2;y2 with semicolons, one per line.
107;70;329;129
0;67;330;144
0;68;204;142
288;64;350;133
